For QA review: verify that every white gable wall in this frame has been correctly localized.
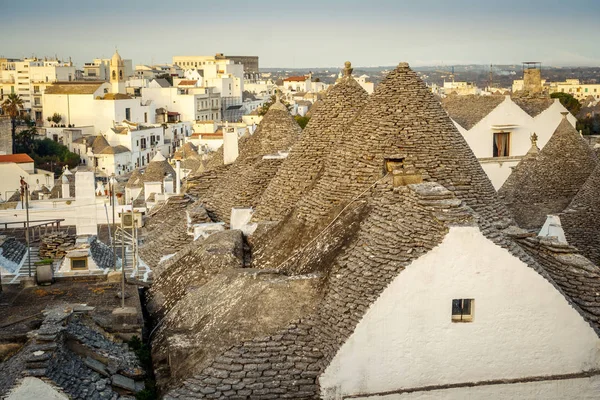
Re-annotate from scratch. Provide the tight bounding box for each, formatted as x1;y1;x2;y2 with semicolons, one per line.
455;97;578;189
320;226;600;399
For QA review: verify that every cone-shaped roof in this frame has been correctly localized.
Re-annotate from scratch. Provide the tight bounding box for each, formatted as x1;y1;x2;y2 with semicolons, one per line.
91;135;110;154
237;100;301;160
498;135;540;202
252;62;510;269
294;62;508;226
254;66;369;221
498;116;598;229
199;101;302;223
560;163;600;264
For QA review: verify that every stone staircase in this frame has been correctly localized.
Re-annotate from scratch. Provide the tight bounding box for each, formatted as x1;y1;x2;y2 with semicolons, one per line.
6;247;42;284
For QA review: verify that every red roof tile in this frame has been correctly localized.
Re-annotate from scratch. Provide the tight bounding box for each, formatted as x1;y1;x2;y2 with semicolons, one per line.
0;154;34;163
283;76;308;82
178;80;198;86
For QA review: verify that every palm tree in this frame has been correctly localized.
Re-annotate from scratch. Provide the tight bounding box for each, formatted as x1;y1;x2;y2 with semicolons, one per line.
1;93;24;154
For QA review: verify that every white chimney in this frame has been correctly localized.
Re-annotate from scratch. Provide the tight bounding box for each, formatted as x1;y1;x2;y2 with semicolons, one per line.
223;126;239;165
176;160;181;194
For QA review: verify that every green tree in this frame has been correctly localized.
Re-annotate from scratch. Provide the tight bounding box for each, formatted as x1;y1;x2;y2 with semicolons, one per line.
550;92;581;116
1;93;24;154
50;113;62;124
15;129;80;176
294;115;310;129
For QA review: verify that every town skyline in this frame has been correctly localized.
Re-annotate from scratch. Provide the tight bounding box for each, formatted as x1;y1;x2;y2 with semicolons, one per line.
3;0;600;68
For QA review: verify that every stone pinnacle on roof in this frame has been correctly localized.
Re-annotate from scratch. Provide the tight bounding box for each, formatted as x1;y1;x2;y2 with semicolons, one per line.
498;114;598;230
343;61;353;76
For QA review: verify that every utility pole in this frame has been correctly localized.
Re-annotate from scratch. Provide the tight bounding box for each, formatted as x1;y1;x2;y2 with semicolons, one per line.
20;177;32;277
110;175;117;271
120;217;126;309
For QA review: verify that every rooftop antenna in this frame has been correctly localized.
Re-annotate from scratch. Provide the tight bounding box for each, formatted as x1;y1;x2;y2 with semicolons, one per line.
489;64;493;89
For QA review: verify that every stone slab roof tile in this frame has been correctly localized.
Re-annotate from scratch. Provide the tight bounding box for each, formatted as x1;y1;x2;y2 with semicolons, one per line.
441;95;505;130
560;163;600;265
498;117;598;230
253;74;368;222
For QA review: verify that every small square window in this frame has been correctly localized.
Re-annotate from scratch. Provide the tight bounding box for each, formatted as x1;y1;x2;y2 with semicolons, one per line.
71;257;88;270
452;299;474;322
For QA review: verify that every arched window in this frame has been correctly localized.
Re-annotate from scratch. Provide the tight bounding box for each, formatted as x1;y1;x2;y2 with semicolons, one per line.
119;70;123;79
112;71;116;80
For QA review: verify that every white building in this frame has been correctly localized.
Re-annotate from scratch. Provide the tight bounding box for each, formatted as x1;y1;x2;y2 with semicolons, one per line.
0;154;54;202
354;74;374;94
172;55;244;104
83;55;133;81
142;79;221;122
0;57;76;124
547;79;600;101
43;82;156;134
282;75;311;92
442;95;577;189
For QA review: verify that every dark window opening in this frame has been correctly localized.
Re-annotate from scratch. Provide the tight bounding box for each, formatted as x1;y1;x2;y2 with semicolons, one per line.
71;257;88;270
452;299;474;322
493;132;510;157
384;157;405;175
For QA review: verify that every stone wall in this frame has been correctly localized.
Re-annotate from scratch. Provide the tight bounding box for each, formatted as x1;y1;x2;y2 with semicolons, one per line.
0;117;12;155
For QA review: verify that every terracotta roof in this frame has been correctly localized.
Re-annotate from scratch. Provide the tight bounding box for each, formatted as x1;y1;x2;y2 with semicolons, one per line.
178;80;197;86
44;82;105;95
441;95;505;130
0;154;34;163
498;117;598;229
283;76;308;82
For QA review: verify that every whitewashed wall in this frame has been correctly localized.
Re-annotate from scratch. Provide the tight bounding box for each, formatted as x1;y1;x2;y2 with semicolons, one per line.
320;226;600;399
455;97;578;189
350;376;600;399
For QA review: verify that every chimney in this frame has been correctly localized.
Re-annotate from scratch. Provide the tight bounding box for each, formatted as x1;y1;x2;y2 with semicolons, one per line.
176;160;181;194
223;125;239;165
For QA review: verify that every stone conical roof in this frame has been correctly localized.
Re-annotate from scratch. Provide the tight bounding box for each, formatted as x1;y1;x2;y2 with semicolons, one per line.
252;62;510;268
91;135;110;154
498;116;598;230
560;163;600;264
497;134;540;201
143;155;175;182
254;69;369;221
198;101;302;223
236;100;301;161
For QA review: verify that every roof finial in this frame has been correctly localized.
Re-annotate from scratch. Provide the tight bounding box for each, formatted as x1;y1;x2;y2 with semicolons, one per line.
343;61;353;77
560;111;569;119
275;88;280;103
530;132;538;146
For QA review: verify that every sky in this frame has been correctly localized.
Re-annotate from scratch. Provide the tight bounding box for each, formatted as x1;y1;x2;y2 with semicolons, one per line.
2;0;600;69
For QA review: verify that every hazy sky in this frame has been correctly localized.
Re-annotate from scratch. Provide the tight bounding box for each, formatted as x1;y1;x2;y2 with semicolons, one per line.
2;0;600;68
